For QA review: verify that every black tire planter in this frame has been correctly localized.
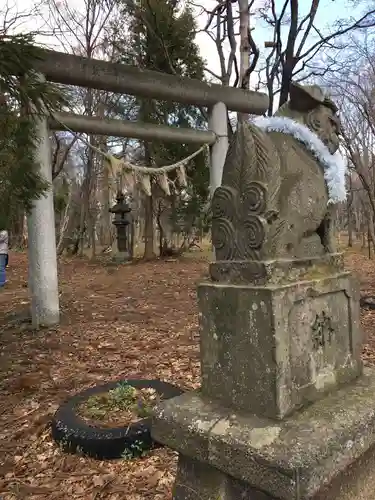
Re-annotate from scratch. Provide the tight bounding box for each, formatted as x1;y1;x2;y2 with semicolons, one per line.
51;379;183;460
360;295;375;310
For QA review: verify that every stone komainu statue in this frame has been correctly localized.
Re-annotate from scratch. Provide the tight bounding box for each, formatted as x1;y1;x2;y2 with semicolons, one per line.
212;82;343;262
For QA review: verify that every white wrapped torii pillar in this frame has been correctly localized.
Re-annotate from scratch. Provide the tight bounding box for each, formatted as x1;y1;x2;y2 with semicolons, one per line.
208;102;228;196
27;50;268;327
27;104;60;327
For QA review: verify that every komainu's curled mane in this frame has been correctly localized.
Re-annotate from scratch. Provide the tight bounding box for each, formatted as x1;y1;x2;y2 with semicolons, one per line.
212;82;343;262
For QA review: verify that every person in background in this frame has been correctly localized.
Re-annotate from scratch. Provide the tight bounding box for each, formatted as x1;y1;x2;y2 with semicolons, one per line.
0;229;9;287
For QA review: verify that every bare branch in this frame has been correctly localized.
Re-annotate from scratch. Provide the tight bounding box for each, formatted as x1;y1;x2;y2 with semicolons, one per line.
298;9;375;60
295;0;320;58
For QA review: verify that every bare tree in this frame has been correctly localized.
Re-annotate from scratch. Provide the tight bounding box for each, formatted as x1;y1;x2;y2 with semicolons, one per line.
259;0;375;113
193;0;259;87
0;1;72;247
51;133;80;180
43;0;122;257
0;0;56;40
327;36;375;252
194;0;375;115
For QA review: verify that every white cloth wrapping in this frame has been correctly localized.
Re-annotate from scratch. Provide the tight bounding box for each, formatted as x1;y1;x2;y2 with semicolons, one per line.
252;116;347;204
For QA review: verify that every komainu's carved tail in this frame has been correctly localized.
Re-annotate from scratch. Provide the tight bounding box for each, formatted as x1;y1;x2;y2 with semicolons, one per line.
212;121;285;261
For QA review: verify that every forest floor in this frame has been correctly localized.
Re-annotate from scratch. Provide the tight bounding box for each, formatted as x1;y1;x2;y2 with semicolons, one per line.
1;244;375;499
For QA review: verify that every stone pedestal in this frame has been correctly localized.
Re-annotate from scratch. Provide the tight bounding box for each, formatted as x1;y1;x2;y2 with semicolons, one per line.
199;267;362;420
110;237;130;263
111;248;131;263
151;256;375;500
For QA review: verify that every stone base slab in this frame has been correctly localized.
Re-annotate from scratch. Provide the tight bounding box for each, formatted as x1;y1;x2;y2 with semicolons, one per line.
152;369;375;500
173;456;275;499
315;443;375;500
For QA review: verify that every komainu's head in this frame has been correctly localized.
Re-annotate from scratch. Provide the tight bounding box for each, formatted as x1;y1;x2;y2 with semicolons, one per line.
275;82;341;154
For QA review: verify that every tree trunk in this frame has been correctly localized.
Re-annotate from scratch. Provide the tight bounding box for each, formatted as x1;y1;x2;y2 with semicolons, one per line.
348;221;353;247
78;181;88;256
97;102;112;249
368;223;372;259
143;190;155;259
56;193;71;256
141;92;156;259
89;209;96;259
347;174;353;247
278;0;298;108
10;209;26;248
238;0;250;123
267;82;274;116
279;65;294;108
238;0;250;87
362;223;367;248
99;161;112;247
78;87;94;257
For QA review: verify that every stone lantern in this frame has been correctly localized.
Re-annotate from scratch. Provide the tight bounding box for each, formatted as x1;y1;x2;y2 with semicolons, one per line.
109;191;133;261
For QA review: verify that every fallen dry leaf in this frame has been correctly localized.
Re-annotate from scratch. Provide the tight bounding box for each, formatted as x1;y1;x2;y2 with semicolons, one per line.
0;246;374;499
0;252;199;499
92;475;105;487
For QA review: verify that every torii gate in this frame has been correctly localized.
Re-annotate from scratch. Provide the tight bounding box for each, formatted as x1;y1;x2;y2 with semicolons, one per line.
28;49;269;327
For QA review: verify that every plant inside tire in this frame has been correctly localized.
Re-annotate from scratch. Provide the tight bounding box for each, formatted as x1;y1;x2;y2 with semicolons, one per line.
51;379;183;460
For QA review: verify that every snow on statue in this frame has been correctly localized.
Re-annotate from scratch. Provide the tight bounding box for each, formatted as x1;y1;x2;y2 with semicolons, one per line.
211;81;345;263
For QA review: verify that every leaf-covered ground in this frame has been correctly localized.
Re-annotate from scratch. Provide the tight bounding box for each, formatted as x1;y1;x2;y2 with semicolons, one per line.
0;247;375;499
